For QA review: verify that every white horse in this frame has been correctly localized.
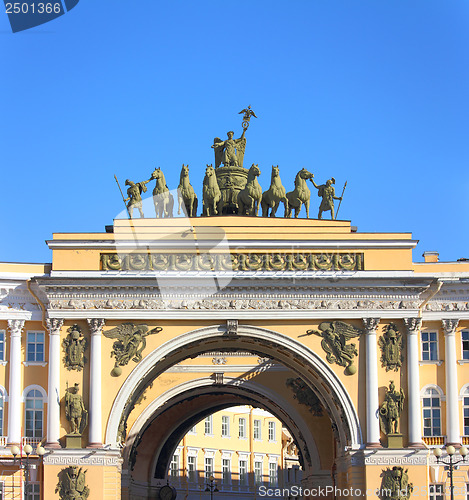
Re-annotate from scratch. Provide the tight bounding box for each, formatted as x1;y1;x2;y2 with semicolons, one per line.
202;164;221;216
151;168;174;218
261;165;288;217
177;164;198;217
237;164;262;216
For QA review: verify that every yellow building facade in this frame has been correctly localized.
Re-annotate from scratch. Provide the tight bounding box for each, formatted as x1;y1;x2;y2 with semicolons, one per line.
166;405;299;499
0;216;469;499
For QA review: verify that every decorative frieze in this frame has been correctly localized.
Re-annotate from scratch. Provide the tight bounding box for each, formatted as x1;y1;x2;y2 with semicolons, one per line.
43;450;123;467
50;298;425;311
101;251;364;272
350;450;435;467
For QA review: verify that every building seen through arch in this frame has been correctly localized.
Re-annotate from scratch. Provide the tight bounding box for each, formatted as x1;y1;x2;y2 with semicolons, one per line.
166;403;302;499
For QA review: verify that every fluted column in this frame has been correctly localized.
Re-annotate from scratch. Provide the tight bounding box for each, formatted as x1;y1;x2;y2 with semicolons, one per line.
363;318;381;447
442;319;460;445
46;318;63;448
404;318;423;447
7;319;24;445
87;319;105;447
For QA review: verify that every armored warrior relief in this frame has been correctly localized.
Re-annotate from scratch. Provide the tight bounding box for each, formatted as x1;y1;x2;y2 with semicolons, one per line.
380;466;413;500
65;383;88;435
379;381;405;435
56;466;90;500
379;323;404;372
302;321;362;375
62;324;87;371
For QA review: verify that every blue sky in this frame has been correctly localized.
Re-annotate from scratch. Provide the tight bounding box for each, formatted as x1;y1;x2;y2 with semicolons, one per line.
1;1;468;264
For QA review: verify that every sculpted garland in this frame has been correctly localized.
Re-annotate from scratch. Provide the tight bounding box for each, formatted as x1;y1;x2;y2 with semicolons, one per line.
115;107;346;219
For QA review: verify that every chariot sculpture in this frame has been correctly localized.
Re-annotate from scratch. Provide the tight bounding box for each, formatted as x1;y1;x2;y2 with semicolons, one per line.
114;107;346;219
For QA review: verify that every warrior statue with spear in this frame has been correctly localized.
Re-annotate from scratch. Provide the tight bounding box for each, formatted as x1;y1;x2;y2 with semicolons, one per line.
311;177;347;220
114;175;151;219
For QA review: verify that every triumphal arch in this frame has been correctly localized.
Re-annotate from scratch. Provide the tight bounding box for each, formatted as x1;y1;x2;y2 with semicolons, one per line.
1;111;469;499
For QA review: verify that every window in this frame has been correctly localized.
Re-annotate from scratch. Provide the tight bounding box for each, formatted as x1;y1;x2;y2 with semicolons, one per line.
169;454;179;478
462;331;469;360
463;388;469;436
25;483;40;500
0;331;4;361
27;332;45;362
422;388;441;437
0;481;3;500
269;462;278;486
429;484;444;500
239;460;248;486
222;458;231;484
254;461;263;485
421;331;438;361
268;421;276;441
253;419;261;440
187;456;197;482
25;389;43;438
222;415;230;437
188;425;197;434
204;457;213;480
204;415;213;435
239;417;246;438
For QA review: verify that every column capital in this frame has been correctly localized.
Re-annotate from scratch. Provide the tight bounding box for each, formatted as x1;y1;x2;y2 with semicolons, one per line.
362;318;380;333
87;318;105;335
7;319;25;337
403;318;422;335
46;318;64;335
442;319;459;336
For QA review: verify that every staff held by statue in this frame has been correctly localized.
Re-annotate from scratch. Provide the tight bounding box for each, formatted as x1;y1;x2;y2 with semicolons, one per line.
335;181;347;219
114;175;130;218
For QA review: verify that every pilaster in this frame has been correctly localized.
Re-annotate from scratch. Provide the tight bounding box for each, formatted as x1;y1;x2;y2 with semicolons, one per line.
362;318;381;447
88;318;105;447
404;318;423;448
442;318;460;446
7;319;24;445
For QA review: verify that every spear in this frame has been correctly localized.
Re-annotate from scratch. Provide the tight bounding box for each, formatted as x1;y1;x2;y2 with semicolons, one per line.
336;181;347;219
114;175;130;218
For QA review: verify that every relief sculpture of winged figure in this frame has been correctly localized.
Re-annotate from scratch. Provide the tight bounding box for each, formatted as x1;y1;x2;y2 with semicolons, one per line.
103;323;162;370
305;321;362;375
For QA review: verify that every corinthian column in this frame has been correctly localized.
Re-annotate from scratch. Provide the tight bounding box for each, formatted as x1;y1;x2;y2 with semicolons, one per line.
46;318;64;448
363;318;381;447
7;320;24;445
442;319;460;445
87;318;105;447
404;318;423;447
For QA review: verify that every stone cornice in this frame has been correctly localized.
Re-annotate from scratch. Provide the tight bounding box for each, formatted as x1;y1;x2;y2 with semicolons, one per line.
46;238;419;250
